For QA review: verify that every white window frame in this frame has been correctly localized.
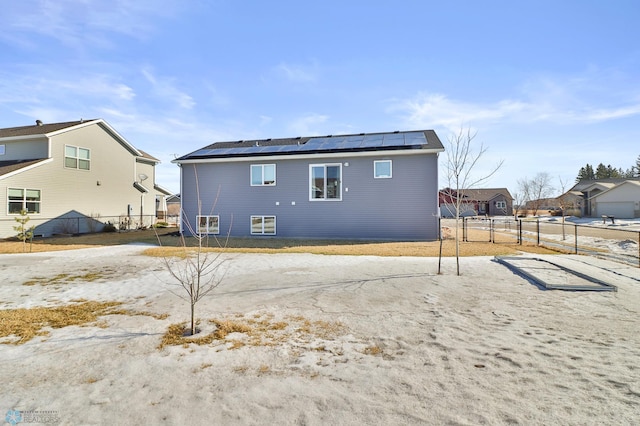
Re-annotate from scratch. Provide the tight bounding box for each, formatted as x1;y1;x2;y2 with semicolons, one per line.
196;215;220;234
309;163;342;201
495;201;506;209
250;164;276;186
374;160;392;178
64;145;91;170
251;215;276;235
0;145;5;155
8;188;41;215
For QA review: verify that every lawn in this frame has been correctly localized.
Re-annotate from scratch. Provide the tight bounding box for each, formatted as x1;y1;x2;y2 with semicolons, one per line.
0;227;560;256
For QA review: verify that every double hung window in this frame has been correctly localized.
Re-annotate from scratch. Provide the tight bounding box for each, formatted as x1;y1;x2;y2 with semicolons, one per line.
8;188;41;214
310;164;341;200
65;145;91;170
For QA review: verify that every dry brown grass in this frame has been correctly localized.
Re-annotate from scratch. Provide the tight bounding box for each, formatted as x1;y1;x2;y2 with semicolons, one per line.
158;312;346;350
0;301;168;345
0;226;561;257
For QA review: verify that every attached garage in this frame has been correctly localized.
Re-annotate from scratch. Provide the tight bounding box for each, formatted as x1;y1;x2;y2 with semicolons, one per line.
591;180;640;219
595;202;634;219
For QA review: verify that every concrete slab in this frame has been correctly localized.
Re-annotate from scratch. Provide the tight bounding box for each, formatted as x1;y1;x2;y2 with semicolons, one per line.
494;255;621;291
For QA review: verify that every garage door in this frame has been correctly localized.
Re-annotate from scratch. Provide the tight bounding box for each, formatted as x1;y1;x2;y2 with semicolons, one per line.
596;202;634;218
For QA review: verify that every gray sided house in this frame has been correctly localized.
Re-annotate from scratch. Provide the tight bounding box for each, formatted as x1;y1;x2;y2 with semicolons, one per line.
0;119;171;238
174;130;445;240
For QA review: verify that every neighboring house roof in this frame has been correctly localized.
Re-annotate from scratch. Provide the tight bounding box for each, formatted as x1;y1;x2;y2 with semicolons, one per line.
570;178;636;192
166;194;181;203
0;159;48;178
590;180;640;200
154;184;173;196
0;120;93;138
0;119;159;164
175;130;444;162
439;188;513;202
461;188;513;202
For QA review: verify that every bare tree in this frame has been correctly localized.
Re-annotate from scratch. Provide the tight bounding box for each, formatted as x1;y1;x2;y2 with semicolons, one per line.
517;172;554;216
156;166;232;336
443;127;503;276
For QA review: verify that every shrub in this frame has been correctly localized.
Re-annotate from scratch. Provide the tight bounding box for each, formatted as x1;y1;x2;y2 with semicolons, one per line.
103;222;117;233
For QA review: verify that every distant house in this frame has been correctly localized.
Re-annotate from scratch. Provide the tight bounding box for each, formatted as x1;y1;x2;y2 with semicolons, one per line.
563;178;640;218
174;130;445;240
590;180;640;218
0;119;171;238
439;188;513;217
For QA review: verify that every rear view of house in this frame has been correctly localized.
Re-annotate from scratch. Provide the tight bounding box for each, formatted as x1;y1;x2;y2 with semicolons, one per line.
0;119;171;238
174;130;445;240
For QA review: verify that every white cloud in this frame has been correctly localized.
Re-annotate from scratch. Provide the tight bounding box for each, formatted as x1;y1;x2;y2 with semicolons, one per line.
286;113;330;136
141;69;195;110
0;0;179;48
392;84;640;132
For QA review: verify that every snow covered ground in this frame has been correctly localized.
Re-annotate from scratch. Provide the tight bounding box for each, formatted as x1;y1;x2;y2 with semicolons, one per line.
1;246;639;425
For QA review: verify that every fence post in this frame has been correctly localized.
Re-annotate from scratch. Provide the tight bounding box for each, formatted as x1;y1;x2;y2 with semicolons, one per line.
574;224;578;254
462;217;466;242
536;219;540;245
491;219;494;243
518;219;522;245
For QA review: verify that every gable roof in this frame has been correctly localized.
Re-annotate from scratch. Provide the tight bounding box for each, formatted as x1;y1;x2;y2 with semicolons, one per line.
0;159;49;178
440;188;513;202
0;120;94;138
570;178;635;192
175;130;444;162
590;180;640;200
0;119;159;164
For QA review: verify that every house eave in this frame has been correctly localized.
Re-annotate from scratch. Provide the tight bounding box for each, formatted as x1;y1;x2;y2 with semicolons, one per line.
173;147;444;165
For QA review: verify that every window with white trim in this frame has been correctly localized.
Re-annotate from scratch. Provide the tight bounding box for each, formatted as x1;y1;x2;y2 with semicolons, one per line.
0;145;5;155
65;145;91;170
374;160;392;178
310;164;341;200
495;201;506;209
197;215;219;234
251;215;276;235
251;164;276;186
8;188;41;214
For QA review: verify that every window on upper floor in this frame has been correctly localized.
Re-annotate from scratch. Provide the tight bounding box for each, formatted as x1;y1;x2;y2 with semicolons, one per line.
65;145;90;170
197;215;219;234
251;164;276;186
310;164;341;201
374;160;392;178
8;188;41;214
251;215;276;235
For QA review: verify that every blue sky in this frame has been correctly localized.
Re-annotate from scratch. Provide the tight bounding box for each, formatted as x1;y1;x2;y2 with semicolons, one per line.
1;0;638;194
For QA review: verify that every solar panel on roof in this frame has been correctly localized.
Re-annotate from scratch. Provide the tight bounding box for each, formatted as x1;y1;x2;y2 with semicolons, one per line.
403;132;427;145
360;134;384;148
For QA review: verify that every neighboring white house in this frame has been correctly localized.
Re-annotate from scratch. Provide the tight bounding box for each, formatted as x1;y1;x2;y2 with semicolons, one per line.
565;178;640;218
591;180;640;218
0;119;171;238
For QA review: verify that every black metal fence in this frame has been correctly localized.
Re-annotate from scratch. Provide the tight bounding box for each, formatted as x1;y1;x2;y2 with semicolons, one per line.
454;217;640;267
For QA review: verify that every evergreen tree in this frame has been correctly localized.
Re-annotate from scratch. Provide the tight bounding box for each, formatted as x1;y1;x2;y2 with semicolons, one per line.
576;163;595;182
636;155;640;177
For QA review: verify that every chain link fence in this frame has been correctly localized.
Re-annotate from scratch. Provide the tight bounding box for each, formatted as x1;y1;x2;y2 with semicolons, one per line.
446;217;640;267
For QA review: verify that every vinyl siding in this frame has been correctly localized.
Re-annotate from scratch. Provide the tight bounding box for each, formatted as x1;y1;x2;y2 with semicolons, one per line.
180;152;439;240
1;138;49;160
0;123;159;237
